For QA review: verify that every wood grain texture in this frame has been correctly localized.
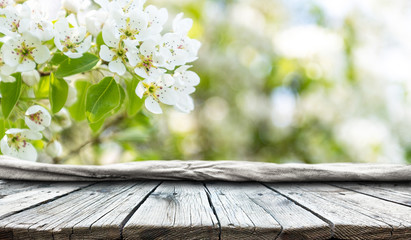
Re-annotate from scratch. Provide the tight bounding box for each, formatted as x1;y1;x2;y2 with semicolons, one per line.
268;183;394;240
0;181;158;240
0;180;411;240
332;182;411;207
205;182;331;240
71;181;160;240
317;183;411;240
0;181;91;219
123;181;219;240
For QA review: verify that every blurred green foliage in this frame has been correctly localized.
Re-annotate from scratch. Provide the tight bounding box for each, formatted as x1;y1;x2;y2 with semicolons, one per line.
61;0;411;165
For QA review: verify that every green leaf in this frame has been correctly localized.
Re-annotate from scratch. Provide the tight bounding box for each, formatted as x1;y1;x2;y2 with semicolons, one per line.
49;52;68;65
68;80;91;121
55;53;99;78
113;84;126;113
89;118;105;133
49;73;69;113
125;78;144;117
0;118;5;140
86;77;120;123
35;76;50;98
96;32;104;51
1;73;22;119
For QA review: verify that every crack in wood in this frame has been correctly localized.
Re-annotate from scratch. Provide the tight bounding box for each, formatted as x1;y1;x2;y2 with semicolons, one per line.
262;183;336;239
203;182;222;240
119;181;163;240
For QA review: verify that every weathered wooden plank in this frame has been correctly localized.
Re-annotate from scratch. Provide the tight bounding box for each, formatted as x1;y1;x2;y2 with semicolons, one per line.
272;183;411;240
71;181;160;240
0;181;158;240
206;182;331;240
267;183;393;240
0;180;67;197
361;182;411;195
123;181;219;240
307;184;411;240
0;181;92;220
331;182;411;207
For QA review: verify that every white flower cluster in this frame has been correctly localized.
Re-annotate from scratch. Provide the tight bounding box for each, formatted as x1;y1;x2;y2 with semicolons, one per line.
0;105;62;161
0;0;93;81
0;0;201;161
97;0;201;114
0;0;200;113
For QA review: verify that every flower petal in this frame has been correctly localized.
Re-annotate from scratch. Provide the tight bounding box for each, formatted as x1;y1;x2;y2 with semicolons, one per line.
108;59;126;75
32;45;51;64
16;142;38;161
0;135;12;156
173;13;193;35
22;130;42;140
99;45;114;61
181;71;200;86
76;35;92;53
45;140;63;158
139;39;156;56
134;67;149;78
163;74;175;86
2;40;19;67
135;81;145;98
102;22;119;47
16;60;36;72
64;52;83;59
128;13;148;33
145;96;162;114
157;87;177;105
175;94;194;113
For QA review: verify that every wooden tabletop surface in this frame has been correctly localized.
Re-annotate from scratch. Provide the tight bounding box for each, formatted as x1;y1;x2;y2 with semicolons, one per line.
0;180;410;240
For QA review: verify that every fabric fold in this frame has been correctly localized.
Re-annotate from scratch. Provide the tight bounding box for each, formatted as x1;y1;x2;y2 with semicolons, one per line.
0;155;410;182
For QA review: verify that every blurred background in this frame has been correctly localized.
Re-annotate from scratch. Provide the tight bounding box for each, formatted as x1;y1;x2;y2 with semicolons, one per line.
61;0;411;165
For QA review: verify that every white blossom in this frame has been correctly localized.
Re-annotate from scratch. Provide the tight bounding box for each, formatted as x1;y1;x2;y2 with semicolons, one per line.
0;128;42;161
45;140;62;158
136;75;177;114
173;65;200;87
0;0;14;9
142;5;168;36
48;108;72;132
99;37;132;75
27;6;54;41
25;105;51;131
96;0;146;14
169;66;199;113
175;94;194;113
25;0;62;21
21;69;40;86
62;0;91;14
173;13;193;35
0;53;16;82
2;33;50;72
85;9;108;36
160;33;201;70
128;39;165;78
0;4;30;37
106;11;149;42
54;18;92;58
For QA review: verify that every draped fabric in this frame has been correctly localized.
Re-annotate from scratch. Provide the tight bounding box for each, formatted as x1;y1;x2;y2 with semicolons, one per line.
0;156;410;182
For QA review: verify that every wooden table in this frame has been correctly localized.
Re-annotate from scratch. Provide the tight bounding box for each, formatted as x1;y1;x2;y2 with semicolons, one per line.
0;180;410;240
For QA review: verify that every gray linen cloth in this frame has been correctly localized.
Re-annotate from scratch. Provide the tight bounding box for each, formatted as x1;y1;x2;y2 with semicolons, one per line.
0;155;410;182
